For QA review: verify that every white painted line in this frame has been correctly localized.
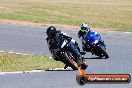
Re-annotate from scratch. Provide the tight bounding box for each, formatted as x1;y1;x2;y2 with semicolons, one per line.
15;53;23;55
54;68;65;70
25;70;45;73
8;51;15;54
65;67;73;70
47;67;73;70
49;56;52;59
0;50;30;56
47;68;64;70
21;54;29;56
0;51;5;53
123;32;131;34
0;70;45;75
0;71;22;75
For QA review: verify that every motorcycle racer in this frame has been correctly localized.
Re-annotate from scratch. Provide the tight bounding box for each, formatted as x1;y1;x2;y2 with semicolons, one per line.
46;26;87;69
78;23;92;51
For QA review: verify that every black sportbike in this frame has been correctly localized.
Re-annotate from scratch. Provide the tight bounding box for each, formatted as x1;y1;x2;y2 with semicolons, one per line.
51;39;87;70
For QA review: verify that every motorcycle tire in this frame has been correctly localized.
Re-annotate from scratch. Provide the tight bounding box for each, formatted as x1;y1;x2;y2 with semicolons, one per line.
63;51;78;70
98;46;109;59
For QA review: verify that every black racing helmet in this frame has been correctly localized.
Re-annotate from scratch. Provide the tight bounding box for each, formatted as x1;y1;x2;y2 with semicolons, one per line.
46;26;57;38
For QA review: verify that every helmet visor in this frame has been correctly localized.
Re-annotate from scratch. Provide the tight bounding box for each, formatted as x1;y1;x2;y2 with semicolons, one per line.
81;27;87;30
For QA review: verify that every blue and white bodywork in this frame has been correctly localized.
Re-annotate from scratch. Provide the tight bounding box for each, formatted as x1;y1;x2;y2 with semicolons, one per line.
84;31;109;58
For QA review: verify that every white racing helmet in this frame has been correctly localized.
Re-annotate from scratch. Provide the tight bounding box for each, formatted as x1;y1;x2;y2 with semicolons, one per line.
81;23;88;30
81;23;88;27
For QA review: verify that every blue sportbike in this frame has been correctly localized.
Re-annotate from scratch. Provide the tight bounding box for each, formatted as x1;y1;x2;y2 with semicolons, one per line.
83;31;109;59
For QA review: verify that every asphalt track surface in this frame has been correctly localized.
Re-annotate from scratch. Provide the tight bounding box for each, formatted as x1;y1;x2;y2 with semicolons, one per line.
0;22;132;88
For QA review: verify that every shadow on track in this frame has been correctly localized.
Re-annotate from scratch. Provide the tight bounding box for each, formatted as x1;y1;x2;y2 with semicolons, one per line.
84;56;107;59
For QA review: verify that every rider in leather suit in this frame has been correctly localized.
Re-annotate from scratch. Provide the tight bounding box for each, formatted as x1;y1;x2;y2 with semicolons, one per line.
46;26;87;69
78;23;91;51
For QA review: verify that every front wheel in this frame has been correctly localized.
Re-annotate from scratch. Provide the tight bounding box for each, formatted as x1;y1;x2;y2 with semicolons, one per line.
97;44;109;59
99;47;109;59
62;51;78;70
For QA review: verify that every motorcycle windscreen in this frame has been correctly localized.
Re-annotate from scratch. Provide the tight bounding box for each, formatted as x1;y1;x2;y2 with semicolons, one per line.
85;31;100;45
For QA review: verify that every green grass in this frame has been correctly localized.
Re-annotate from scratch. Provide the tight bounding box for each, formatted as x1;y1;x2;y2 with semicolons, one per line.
0;52;64;72
0;0;132;31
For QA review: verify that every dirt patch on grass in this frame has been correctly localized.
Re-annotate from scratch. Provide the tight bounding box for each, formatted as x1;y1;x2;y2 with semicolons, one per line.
0;19;113;31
